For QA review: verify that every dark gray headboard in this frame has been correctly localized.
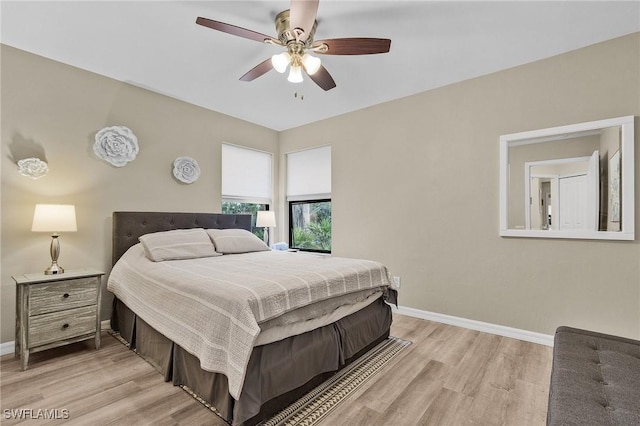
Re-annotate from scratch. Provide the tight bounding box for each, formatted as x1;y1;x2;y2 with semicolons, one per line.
112;211;252;265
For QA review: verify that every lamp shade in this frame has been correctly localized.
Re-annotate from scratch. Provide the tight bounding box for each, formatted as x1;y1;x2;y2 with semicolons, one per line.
31;204;78;233
301;53;321;75
256;210;276;228
287;65;303;83
271;52;291;73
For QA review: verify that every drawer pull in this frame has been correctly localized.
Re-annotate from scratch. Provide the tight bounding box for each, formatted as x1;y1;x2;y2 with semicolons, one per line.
63;293;70;299
62;323;69;329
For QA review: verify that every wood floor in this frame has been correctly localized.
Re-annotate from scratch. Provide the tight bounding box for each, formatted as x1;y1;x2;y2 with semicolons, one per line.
0;314;553;425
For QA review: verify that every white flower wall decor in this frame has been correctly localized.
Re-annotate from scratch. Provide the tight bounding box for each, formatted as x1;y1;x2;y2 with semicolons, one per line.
93;126;139;167
173;156;200;184
17;158;49;179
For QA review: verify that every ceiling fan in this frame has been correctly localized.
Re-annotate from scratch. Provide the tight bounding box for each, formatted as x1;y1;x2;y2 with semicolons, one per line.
196;0;391;91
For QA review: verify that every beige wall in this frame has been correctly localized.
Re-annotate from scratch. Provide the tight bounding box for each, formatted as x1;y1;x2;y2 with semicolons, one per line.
1;45;279;343
279;33;640;339
2;33;639;346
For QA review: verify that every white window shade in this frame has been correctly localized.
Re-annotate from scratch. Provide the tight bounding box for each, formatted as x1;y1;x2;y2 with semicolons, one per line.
286;146;331;201
222;144;272;203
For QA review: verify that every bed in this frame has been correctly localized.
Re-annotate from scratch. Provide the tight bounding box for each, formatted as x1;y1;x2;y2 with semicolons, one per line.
107;212;396;425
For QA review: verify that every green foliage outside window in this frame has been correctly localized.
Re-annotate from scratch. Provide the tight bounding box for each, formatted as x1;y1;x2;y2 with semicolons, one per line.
290;200;331;252
221;202;266;240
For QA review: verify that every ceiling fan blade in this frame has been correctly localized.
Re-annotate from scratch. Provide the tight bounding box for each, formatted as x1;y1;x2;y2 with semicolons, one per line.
239;58;274;82
307;65;336;91
196;17;274;43
289;0;319;42
313;38;391;55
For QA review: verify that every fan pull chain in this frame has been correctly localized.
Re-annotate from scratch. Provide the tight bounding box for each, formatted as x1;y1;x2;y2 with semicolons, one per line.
294;79;306;100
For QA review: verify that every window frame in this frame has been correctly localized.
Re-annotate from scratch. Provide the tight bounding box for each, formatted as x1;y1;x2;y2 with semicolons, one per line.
288;198;332;254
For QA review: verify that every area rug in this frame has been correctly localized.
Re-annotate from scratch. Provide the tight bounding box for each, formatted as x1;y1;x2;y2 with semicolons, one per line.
259;336;411;426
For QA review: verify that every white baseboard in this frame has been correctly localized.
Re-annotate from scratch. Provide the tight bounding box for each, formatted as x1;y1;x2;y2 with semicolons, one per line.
2;309;552;356
1;320;114;356
1;341;15;356
101;319;111;331
393;305;554;347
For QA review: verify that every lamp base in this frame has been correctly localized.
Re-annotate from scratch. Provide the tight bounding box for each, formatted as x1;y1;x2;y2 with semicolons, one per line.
45;234;64;275
44;262;64;275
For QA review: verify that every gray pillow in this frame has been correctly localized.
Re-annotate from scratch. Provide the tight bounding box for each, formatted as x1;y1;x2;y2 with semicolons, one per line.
206;229;270;254
139;228;219;261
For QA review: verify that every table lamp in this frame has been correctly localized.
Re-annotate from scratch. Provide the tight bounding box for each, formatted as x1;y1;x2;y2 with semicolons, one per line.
31;204;77;275
256;210;276;246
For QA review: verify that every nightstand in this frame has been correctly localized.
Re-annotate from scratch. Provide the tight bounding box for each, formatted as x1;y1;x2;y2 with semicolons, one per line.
13;268;104;371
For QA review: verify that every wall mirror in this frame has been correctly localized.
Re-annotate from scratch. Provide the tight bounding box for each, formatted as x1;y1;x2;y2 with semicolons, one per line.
500;116;635;240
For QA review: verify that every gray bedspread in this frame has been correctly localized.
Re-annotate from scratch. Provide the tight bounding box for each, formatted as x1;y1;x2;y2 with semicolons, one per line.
107;245;394;399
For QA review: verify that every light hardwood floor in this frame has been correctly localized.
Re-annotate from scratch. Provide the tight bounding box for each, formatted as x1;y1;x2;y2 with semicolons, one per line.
0;314;553;425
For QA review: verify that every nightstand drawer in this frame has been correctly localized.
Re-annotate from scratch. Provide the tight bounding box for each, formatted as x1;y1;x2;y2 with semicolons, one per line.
28;305;97;348
29;277;98;315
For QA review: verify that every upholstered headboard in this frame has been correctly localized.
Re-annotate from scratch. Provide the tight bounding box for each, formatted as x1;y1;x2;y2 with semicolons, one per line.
112;211;252;265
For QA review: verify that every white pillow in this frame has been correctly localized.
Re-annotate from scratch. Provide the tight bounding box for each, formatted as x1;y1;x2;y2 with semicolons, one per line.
139;228;219;261
206;228;270;254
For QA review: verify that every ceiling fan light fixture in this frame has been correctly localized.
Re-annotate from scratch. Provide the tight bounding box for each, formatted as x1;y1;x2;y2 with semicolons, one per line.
301;53;321;75
287;64;304;83
271;51;291;73
196;2;391;91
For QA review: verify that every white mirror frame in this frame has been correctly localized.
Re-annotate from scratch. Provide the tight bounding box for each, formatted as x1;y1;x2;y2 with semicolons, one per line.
500;116;635;240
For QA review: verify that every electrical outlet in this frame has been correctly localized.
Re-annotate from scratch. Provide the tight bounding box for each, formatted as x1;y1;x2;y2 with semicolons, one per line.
392;276;401;289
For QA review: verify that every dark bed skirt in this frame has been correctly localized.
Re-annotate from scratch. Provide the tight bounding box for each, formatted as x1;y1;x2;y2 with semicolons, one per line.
111;297;392;426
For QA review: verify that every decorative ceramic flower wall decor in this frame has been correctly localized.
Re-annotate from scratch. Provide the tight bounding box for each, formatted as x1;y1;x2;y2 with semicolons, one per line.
17;158;49;179
173;157;200;184
93;126;139;167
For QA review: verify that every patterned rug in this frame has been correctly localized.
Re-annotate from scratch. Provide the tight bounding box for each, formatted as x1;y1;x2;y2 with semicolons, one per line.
259;336;411;426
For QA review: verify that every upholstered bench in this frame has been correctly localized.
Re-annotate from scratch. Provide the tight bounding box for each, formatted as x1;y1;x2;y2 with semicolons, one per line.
547;326;640;425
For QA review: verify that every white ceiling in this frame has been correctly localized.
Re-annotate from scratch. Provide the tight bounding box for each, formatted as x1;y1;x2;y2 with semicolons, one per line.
2;1;639;131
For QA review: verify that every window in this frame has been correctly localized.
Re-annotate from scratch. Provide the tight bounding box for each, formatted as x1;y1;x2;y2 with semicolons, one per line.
289;199;331;252
286;146;331;252
221;202;268;240
221;144;273;240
